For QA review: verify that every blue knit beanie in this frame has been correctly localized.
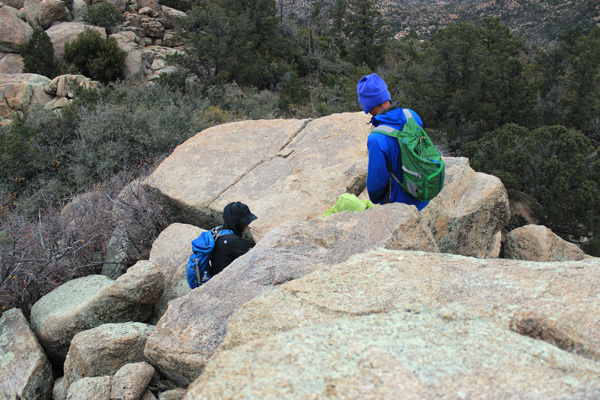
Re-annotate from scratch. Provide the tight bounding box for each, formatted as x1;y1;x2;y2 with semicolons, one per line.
357;73;391;114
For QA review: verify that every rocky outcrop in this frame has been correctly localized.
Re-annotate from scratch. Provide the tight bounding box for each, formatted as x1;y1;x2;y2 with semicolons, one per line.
147;223;200;319
0;308;53;400
184;249;600;398
504;224;586;261
144;203;439;385
185;306;600;399
0;52;24;74
218;249;600;353
0;72;52;118
111;31;181;86
0;4;33;52
0;73;99;117
422;157;510;257
30;260;164;362
43;73;100;111
63;322;154;390
145;113;370;240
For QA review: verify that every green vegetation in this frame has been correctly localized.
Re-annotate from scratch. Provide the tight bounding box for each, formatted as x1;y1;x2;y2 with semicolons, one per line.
20;29;60;78
1;7;599;314
64;28;127;83
85;3;125;34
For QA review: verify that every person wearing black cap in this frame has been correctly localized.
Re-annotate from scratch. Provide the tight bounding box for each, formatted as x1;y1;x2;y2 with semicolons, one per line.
210;201;257;277
357;73;430;211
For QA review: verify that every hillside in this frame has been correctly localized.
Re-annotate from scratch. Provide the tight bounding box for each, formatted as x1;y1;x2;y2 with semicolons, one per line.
277;0;600;42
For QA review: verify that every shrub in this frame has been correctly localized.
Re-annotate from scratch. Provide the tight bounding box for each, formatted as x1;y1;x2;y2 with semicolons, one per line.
0;170;174;316
20;29;60;78
64;28;127;83
85;3;125;34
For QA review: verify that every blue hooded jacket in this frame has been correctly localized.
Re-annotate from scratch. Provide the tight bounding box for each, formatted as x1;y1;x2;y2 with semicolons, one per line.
367;105;430;211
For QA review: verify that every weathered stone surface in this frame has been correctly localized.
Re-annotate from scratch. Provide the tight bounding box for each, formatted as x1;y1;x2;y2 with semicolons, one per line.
0;308;53;400
185;307;600;400
218;249;600;359
158;388;186;400
53;377;67;400
159;6;185;29
148;223;201;319
0;4;32;52
66;376;111;400
145;118;308;231
144;203;439;385
110;362;156;400
146;113;372;242
510;311;600;362
0;52;24;74
2;0;25;9
30;260;164;362
63;322;154;390
69;0;87;21
136;0;159;13
422;157;510;258
44;74;99;98
38;0;69;29
0;72;53;117
141;389;158;400
47;22;106;61
486;230;502;258
504;224;586;261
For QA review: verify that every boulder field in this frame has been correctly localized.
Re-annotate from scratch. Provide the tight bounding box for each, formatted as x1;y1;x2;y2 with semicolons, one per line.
1;112;597;399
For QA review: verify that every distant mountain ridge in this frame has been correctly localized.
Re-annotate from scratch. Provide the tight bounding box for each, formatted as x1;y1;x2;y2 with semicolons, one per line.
277;0;600;42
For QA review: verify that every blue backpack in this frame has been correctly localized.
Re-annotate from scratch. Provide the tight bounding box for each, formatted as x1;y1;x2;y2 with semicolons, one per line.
186;226;233;289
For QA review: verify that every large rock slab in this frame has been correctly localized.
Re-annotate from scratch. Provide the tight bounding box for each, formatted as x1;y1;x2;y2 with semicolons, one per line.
145;117;310;233
210;113;371;240
46;22;106;61
504;224;586;261
422;157;510;258
145;113;371;240
0;308;53;400
148;223;201;319
144;203;439;385
0;72;53;118
63;322;154;390
0;52;24;74
185;307;600;399
0;4;33;52
218;249;600;358
30;260;164;362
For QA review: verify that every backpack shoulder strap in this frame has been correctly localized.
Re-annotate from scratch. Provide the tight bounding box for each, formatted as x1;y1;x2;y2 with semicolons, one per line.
403;108;413;122
212;225;234;240
371;124;399;138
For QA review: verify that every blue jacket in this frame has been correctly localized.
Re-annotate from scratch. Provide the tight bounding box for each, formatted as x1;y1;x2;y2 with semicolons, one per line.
367;106;430;211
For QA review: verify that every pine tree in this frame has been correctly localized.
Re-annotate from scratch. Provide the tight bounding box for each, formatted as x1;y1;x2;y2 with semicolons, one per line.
344;0;390;69
20;29;60;79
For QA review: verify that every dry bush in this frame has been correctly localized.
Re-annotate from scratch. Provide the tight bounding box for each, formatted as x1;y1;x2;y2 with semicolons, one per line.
0;170;174;316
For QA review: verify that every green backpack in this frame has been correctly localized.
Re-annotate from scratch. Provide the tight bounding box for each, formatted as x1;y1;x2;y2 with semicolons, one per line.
372;109;445;202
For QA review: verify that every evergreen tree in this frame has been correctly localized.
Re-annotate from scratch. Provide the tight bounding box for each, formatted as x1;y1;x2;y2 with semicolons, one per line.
344;0;390;69
535;27;600;145
173;0;289;89
20;29;60;79
64;28;127;83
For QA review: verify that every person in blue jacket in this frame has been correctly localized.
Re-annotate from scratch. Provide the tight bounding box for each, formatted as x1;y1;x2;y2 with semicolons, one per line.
357;73;430;211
